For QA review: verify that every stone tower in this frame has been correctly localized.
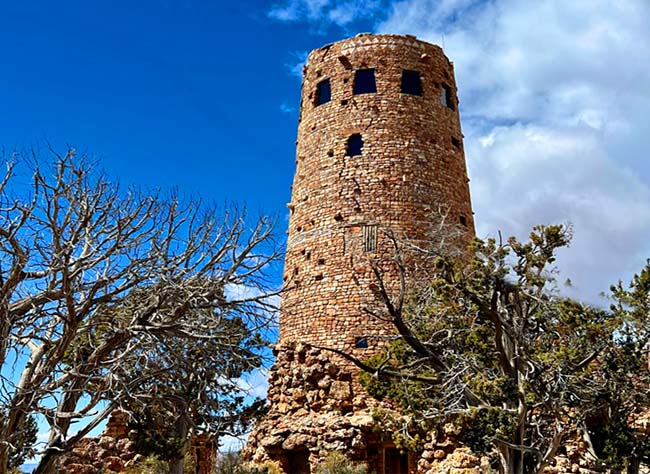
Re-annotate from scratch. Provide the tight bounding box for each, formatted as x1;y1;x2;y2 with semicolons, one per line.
247;34;474;474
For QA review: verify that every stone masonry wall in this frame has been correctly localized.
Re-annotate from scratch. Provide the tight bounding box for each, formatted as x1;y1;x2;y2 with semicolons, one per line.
56;410;217;473
246;343;400;474
281;33;475;356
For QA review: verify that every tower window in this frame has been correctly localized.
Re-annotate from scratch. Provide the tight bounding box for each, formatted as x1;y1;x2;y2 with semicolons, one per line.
401;70;422;96
362;224;378;252
451;136;461;149
441;84;455;110
353;69;377;94
459;215;467;226
315;79;331;106
355;337;369;349
346;134;363;156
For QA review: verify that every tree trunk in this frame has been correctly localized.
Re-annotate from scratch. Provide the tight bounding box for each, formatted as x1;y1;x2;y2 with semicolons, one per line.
32;442;61;474
0;447;9;474
169;456;185;474
169;415;191;474
627;458;640;474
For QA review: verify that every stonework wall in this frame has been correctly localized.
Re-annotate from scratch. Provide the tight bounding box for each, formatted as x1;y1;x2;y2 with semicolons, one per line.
56;410;217;473
246;343;400;474
281;33;475;355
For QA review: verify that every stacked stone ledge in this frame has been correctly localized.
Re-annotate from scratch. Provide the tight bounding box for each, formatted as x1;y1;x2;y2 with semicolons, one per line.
246;343;402;472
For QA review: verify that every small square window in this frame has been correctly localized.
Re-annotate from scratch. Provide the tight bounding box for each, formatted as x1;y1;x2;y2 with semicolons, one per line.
315;79;331;106
401;70;422;96
354;69;377;94
346;134;363;156
451;136;461;149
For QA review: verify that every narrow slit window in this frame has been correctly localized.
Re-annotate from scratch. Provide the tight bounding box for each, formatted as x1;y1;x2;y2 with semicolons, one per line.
362;224;378;252
315;79;331;106
401;70;422;96
353;69;377;94
346;134;363;156
441;84;455;110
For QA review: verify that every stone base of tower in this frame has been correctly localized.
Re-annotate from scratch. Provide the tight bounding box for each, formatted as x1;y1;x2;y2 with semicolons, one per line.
245;342;416;474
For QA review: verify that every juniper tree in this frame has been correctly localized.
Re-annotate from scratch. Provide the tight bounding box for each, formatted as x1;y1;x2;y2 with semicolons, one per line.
327;225;650;474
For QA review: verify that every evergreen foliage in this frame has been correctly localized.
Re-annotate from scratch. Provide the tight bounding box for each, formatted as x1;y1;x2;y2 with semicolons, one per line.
349;225;650;474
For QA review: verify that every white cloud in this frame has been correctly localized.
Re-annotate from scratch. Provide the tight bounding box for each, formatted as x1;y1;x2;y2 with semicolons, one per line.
280;102;296;114
237;367;270;399
375;0;650;301
286;50;309;79
219;433;248;452
269;0;387;27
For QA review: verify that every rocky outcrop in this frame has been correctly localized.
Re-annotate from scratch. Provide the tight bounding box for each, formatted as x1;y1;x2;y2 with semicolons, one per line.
56;436;139;474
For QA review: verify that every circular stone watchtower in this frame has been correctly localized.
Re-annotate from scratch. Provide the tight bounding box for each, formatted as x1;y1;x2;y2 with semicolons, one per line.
282;33;474;351
247;34;474;474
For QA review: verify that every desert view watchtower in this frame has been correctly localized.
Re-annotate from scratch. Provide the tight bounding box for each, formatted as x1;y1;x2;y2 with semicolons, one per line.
248;33;474;473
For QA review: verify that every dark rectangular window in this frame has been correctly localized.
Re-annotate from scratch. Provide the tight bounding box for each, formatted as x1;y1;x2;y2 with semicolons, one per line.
353;69;377;94
346;134;363;156
441;84;455;110
401;70;422;95
315;79;331;106
385;448;408;474
355;337;369;349
288;451;310;474
451;136;461;149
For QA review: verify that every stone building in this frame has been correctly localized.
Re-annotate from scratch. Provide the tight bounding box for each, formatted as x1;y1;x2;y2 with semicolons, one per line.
55;410;218;473
246;33;475;474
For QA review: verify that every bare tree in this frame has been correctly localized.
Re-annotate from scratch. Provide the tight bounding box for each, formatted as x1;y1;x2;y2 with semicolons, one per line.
0;149;280;474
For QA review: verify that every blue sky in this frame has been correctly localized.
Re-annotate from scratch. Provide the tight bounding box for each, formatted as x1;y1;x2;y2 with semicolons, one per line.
0;0;373;211
5;0;650;303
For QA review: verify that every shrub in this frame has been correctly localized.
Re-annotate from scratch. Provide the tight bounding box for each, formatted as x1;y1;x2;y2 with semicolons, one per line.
214;452;281;474
314;452;368;474
124;456;169;474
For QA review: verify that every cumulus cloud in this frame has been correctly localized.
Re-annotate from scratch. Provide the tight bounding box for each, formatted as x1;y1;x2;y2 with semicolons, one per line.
268;0;650;300
374;0;650;301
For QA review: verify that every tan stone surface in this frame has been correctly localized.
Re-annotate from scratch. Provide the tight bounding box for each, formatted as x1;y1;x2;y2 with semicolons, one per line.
56;411;217;473
280;33;474;356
